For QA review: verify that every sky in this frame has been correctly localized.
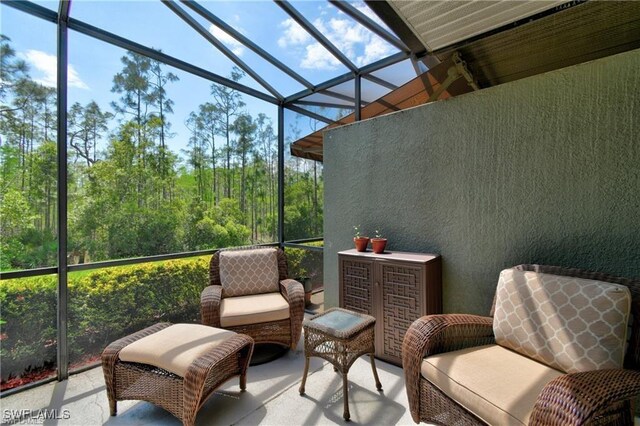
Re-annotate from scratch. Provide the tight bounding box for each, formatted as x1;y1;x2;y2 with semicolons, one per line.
0;0;416;158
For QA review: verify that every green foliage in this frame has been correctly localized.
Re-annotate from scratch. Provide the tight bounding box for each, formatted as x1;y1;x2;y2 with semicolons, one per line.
0;257;209;381
0;38;322;271
0;275;57;380
286;241;324;280
0;189;35;238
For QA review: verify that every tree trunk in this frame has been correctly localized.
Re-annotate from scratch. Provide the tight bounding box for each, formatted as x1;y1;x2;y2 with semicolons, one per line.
211;130;217;206
225;116;231;198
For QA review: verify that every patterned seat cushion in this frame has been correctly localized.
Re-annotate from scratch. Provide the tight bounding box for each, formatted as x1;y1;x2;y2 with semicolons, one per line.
493;268;631;373
219;248;280;297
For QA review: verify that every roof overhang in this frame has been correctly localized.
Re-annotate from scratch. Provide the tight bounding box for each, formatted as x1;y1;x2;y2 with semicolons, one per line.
290;53;477;162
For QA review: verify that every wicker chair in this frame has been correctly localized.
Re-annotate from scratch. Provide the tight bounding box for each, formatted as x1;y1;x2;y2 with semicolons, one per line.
201;247;304;350
402;264;640;425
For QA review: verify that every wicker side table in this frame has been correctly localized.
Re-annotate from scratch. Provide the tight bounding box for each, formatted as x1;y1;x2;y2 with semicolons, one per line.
299;307;382;421
102;323;254;426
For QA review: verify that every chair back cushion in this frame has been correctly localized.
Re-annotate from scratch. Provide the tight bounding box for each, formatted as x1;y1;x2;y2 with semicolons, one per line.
493;268;631;373
219;248;280;297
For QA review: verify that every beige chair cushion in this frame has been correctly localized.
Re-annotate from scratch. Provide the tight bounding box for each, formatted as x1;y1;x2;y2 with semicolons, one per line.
493;268;631;373
422;344;564;426
219;248;280;297
119;324;236;377
220;292;290;327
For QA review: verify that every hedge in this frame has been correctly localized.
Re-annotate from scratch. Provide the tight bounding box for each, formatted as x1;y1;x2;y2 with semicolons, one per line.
0;257;208;382
0;246;323;384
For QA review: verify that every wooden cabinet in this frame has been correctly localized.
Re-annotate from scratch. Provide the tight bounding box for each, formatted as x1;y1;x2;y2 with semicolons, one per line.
338;249;442;366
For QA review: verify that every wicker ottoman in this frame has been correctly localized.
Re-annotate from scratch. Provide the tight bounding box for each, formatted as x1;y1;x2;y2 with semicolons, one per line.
101;322;254;426
299;308;382;421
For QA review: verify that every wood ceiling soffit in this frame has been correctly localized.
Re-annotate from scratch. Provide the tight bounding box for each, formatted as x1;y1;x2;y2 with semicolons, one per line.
290;54;475;162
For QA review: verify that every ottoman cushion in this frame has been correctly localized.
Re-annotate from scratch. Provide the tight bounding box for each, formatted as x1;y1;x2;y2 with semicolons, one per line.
119;324;235;376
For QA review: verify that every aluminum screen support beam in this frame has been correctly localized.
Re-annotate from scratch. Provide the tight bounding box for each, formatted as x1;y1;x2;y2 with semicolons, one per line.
355;74;361;121
363;74;398;90
286;104;334;125
321;90;366;106
285;51;408;103
2;0;58;23
4;1;274;104
277;105;285;246
275;0;358;73
293;100;356;110
67;18;279;105
163;0;283;100
329;0;408;52
182;0;314;91
57;0;70;382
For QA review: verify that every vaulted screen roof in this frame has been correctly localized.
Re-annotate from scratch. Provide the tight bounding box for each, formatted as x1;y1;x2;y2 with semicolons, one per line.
6;0;640;163
5;0;415;110
290;0;640;161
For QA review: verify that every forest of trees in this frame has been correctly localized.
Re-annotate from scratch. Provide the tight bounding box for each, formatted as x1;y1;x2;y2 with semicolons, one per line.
0;35;324;271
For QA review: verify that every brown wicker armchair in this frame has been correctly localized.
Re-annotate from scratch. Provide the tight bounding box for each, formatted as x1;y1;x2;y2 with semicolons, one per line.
201;247;304;350
402;264;640;425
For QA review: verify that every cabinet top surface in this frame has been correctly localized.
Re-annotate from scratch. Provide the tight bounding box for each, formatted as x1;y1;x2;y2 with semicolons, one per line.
338;249;439;263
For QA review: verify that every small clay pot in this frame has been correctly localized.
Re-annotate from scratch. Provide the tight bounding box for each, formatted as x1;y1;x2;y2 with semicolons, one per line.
371;238;387;254
354;237;370;252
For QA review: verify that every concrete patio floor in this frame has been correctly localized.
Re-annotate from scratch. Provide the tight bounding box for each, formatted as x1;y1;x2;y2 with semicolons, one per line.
2;318;415;425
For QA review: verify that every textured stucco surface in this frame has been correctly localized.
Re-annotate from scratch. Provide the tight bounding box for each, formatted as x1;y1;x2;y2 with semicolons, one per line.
323;49;640;315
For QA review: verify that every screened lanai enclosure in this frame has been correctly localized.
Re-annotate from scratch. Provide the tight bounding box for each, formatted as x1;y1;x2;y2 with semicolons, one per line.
0;0;421;394
2;0;640;398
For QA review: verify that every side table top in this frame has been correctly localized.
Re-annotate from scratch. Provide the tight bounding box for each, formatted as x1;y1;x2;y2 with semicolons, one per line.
304;307;374;339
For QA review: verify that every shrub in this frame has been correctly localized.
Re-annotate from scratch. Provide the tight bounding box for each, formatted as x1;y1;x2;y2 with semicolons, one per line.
0;257;208;382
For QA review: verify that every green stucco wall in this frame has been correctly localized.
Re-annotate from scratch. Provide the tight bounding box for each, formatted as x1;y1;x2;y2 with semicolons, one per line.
323;48;640;315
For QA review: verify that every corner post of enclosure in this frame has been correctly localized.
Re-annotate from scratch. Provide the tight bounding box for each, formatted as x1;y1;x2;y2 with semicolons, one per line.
57;0;71;381
355;73;362;121
277;103;285;248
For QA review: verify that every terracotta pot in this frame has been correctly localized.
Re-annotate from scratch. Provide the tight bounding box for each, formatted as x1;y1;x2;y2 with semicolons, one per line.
371;238;387;254
354;237;370;252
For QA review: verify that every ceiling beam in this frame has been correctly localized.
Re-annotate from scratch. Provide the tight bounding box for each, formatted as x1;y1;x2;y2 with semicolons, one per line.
285;104;335;125
3;0;58;23
322;90;368;106
58;0;70;21
362;74;398;90
181;0;314;90
67;17;279;104
285;51;408;103
329;0;408;52
162;0;282;100
275;0;358;73
292;100;356;110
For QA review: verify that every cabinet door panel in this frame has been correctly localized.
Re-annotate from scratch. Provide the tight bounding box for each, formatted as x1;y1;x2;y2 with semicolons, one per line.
340;257;374;316
378;262;424;362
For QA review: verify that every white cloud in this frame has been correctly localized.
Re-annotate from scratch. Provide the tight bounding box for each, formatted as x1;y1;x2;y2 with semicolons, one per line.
300;42;342;70
277;8;394;70
21;50;89;90
278;18;311;48
358;36;394;66
208;25;245;57
354;1;387;27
